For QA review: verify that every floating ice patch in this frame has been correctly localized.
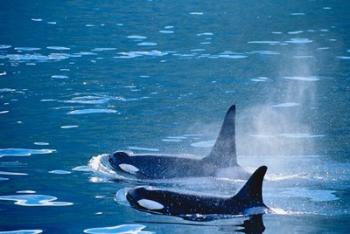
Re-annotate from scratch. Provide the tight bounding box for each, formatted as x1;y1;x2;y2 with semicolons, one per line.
118;164;139;175
272;102;300;108
249;50;280;55
197;32;214;36
128;146;159;152
60;125;78;129
137;42;157;46
63;95;110;104
0;88;16;93
48;170;71;175
0;177;9;181
116;50;167;59
288;30;303;35
189;12;204;15
0;71;7;76
0;230;43;234
0;148;55;158
0;171;27;176
16;190;36;194
0;45;11;49
213;54;247;59
248;41;281;45
92;48;117;52
46;46;70;51
67;109;117;115
34;142;49;146
281;188;338;202
285;38;313;44
337;56;350;60
191;140;215;148
283;76;319;81
0;194;73;206
127;35;147;40
0;111;9;114
251;77;269;82
159;30;174;34
84;224;150;234
290;13;305;16
138;199;164;210
14;47;41;51
51;75;68;79
31;18;43;21
47;21;56;25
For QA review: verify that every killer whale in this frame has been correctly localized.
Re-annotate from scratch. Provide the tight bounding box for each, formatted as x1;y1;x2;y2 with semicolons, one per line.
126;166;268;220
108;105;250;179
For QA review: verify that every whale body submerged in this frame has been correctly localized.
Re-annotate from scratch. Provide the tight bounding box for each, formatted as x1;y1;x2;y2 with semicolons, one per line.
108;105;250;179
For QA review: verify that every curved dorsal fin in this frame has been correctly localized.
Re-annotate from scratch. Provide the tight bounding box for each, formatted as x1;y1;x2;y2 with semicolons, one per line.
204;105;237;167
234;166;267;205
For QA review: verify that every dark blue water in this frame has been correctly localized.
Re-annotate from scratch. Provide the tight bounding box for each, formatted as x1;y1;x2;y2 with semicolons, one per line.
1;0;350;233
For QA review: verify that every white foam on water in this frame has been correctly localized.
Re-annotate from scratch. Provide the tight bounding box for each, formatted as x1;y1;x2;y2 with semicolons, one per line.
0;194;73;206
72;165;91;172
248;41;281;45
92;48;117;52
67;109;117;115
14;47;41;51
243;206;267;216
84;224;151;234
137;199;164;210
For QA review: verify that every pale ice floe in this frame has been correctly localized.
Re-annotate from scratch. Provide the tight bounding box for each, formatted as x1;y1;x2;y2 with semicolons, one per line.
191;140;215;148
283;76;319;81
48;170;72;175
46;46;70;51
0;194;73;206
67;109;117;115
60;125;79;129
0;230;43;234
0;148;55;158
84;224;151;234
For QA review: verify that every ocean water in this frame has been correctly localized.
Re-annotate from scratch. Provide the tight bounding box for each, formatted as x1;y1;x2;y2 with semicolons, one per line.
1;0;350;233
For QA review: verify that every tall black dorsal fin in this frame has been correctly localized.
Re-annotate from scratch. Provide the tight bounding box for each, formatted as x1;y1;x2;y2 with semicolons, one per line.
204;105;237;167
234;166;267;205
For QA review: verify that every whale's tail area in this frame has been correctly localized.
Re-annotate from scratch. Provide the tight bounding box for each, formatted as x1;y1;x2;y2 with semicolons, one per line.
203;105;237;167
233;166;267;208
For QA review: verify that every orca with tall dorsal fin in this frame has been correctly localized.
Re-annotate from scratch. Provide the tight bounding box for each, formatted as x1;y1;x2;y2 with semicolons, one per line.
125;166;268;220
108;105;250;179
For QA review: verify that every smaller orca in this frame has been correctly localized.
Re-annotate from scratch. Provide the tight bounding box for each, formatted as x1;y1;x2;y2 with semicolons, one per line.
126;166;268;220
108;105;250;179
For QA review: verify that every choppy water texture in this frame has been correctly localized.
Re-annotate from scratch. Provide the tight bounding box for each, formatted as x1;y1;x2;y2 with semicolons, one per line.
1;0;350;233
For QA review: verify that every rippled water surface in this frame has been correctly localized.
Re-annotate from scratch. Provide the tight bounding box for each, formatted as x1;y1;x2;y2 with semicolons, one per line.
1;0;350;233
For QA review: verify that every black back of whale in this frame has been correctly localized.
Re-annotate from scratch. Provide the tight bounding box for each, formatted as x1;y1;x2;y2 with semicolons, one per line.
126;166;267;218
109;105;241;179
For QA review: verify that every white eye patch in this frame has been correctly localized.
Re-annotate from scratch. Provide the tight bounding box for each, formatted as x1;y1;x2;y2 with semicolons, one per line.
137;199;164;210
118;163;139;174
